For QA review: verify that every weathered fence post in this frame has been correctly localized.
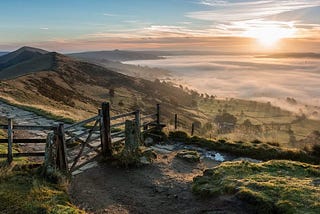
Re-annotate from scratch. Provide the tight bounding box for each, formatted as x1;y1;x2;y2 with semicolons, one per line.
100;102;112;158
7;118;13;164
135;110;141;143
43;132;55;176
156;104;160;126
125;120;139;152
191;122;195;136
174;114;178;130
55;123;68;172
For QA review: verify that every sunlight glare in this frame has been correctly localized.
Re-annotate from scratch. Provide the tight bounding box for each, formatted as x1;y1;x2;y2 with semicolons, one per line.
244;24;295;47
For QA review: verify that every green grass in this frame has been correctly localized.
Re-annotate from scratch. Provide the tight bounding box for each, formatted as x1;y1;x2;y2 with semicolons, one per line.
0;117;83;213
0;164;84;214
193;160;320;214
196;98;320;148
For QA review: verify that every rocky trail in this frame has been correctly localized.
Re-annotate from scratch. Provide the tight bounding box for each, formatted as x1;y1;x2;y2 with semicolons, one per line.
70;147;250;214
0;101;58;156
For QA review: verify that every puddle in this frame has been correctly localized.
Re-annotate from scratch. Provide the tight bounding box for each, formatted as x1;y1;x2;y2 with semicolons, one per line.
151;143;261;166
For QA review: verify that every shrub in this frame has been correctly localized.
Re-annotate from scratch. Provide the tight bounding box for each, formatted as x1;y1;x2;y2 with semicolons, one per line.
312;144;320;157
168;131;189;141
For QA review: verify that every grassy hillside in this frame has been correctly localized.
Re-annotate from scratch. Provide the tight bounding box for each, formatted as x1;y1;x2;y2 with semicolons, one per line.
0;46;48;71
0;52;203;125
193;160;320;214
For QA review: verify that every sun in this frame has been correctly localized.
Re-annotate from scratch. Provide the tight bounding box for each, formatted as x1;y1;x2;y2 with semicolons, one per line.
244;24;295;47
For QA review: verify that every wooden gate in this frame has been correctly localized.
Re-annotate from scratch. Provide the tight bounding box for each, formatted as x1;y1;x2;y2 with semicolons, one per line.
1;102;164;175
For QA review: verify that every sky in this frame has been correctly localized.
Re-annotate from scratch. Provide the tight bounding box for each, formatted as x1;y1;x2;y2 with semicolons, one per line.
0;0;319;52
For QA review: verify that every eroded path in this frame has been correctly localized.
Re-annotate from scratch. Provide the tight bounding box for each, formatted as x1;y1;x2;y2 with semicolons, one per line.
0;101;60;156
70;148;250;214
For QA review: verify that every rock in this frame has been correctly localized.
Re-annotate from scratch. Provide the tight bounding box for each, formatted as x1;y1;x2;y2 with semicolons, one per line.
176;150;200;163
150;144;175;154
144;137;154;146
140;156;151;165
139;147;157;164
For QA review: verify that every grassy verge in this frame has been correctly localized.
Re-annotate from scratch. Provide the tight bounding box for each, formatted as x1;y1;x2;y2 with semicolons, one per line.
0;98;76;124
193;160;320;214
0;163;84;214
168;131;320;164
0;117;83;213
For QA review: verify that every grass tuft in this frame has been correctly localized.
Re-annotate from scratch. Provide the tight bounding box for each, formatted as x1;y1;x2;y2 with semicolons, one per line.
0;164;84;214
193;160;320;214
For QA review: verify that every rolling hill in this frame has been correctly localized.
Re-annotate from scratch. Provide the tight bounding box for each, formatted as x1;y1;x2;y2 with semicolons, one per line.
0;47;203;125
1;47;319;149
0;46;48;71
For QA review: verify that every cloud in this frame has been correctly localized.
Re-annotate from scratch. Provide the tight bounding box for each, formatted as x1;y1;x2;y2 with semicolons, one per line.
188;0;320;21
103;13;117;17
40;27;49;30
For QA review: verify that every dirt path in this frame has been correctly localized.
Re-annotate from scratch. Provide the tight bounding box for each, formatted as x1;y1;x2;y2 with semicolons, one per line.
69;151;249;214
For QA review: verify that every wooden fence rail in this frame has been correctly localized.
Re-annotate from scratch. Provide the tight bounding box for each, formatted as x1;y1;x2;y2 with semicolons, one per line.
1;102;164;174
0;118;55;163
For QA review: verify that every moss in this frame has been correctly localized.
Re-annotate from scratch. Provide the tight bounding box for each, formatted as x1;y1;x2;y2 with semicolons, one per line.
0;164;84;214
176;150;200;163
168;131;189;141
193;160;320;214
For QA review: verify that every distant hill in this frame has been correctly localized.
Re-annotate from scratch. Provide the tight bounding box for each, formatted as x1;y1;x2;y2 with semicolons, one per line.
0;52;55;80
0;46;48;71
257;52;320;59
0;46;202;125
68;49;165;62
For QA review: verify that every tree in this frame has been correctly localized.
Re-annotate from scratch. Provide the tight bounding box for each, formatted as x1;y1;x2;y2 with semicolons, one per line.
214;112;237;133
214;112;237;125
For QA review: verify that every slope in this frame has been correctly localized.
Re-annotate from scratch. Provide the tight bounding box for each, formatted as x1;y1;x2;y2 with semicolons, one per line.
0;46;48;71
0;48;203;125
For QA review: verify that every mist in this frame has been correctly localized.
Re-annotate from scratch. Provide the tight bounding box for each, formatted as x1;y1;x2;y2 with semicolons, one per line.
125;54;320;112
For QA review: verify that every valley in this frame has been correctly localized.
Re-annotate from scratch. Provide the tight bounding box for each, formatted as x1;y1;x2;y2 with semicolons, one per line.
1;47;320;150
0;46;319;214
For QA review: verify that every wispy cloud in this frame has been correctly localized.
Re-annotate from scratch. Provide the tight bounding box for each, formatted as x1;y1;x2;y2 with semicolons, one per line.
188;0;320;21
40;27;49;30
103;13;117;17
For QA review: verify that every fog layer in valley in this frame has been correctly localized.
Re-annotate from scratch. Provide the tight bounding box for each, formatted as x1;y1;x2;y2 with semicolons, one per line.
126;54;320;109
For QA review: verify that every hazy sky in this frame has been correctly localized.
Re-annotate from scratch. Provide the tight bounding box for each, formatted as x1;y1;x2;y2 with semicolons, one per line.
0;0;319;52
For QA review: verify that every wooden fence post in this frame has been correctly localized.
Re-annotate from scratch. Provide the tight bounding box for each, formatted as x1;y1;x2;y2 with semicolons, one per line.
156;104;160;126
191;122;195;136
135;110;141;143
125;120;139;152
100;102;112;158
55;123;67;172
174;114;178;130
7;118;13;164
